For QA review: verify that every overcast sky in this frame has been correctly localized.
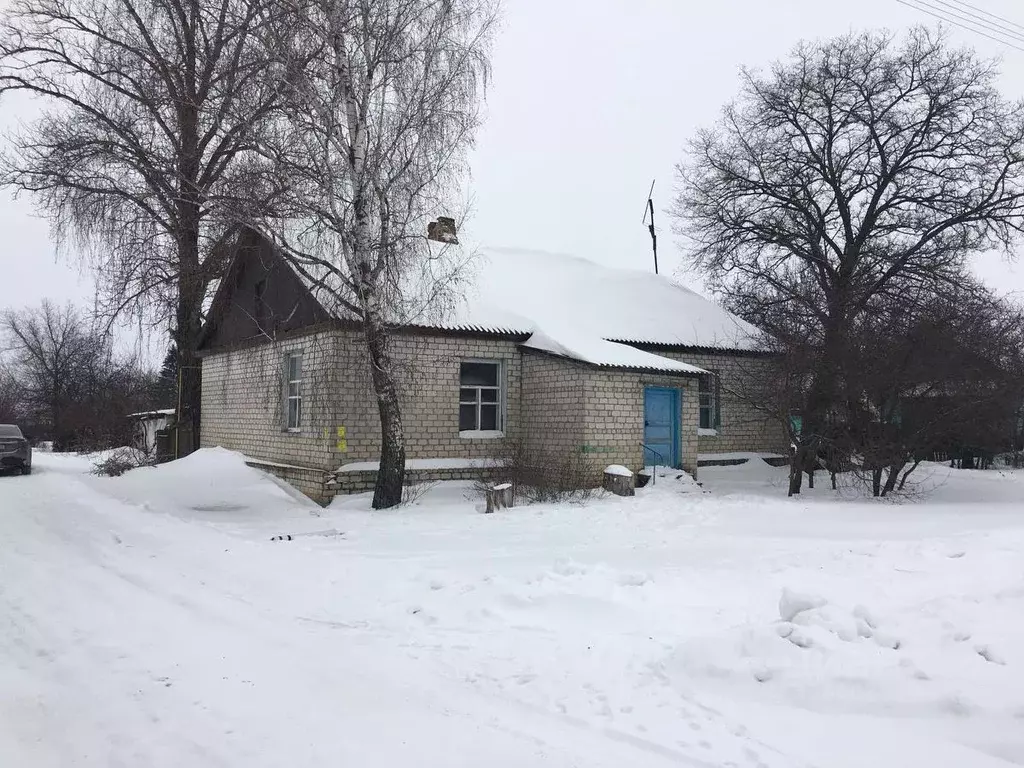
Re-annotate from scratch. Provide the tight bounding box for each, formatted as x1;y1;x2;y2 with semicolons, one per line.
2;0;1024;327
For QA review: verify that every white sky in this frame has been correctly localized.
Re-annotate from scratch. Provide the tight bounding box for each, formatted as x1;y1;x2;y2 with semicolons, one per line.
2;0;1024;325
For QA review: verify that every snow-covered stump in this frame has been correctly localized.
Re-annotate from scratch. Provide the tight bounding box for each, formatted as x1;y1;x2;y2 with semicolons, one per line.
603;465;635;497
485;482;514;513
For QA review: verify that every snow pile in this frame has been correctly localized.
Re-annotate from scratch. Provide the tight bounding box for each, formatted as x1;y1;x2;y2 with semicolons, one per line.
603;464;633;477
778;586;827;622
91;446;321;530
774;590;900;651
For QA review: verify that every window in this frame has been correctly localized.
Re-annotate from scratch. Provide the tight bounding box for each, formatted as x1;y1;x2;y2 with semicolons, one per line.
254;279;268;332
285;352;302;431
699;372;721;431
459;361;502;435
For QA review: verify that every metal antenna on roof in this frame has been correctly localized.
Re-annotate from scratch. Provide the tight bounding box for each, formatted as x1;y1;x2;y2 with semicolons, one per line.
641;180;659;275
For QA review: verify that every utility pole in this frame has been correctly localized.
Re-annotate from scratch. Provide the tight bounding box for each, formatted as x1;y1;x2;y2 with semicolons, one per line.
642;180;658;275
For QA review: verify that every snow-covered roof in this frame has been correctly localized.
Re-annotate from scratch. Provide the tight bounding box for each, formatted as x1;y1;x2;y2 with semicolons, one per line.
276;236;758;372
428;248;758;368
127;409;176;420
521;329;707;374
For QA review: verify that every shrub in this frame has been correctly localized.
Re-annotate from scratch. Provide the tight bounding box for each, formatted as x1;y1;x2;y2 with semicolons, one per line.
400;479;438;506
91;446;153;477
477;439;596;505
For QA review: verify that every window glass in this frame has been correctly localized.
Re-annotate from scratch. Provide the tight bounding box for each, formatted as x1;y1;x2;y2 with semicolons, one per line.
699;372;720;430
480;405;498;430
285;352;303;430
459;404;477;431
459;361;498;387
458;361;502;432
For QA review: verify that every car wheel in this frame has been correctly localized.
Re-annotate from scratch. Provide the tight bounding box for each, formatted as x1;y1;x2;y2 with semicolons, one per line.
21;466;31;476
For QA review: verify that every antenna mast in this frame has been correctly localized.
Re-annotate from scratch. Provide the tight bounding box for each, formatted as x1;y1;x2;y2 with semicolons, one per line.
642;180;658;275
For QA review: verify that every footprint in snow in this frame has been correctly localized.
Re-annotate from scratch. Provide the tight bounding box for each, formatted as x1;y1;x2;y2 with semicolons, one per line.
976;645;1006;665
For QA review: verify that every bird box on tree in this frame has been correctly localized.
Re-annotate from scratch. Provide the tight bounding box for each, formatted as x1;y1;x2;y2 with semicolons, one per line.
427;216;459;244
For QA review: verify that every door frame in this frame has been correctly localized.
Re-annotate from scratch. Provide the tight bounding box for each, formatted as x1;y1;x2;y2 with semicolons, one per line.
643;386;681;469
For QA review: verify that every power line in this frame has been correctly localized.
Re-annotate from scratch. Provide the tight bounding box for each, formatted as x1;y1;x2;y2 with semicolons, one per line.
941;0;1024;33
903;0;1024;45
927;0;1024;43
900;0;1024;49
897;0;1024;52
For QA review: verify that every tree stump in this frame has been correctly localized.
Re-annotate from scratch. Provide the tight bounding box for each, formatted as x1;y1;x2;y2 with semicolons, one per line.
485;482;514;513
602;466;635;497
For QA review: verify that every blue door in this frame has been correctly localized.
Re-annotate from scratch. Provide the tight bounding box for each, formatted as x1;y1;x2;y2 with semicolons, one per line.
644;387;680;468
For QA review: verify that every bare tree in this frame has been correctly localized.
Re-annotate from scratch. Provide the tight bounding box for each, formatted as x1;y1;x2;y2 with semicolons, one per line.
0;362;24;424
3;301;162;449
2;301;101;447
258;0;497;508
675;28;1024;495
0;0;305;451
846;281;1024;495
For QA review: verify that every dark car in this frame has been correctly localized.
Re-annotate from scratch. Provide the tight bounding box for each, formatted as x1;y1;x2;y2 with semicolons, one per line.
0;425;32;475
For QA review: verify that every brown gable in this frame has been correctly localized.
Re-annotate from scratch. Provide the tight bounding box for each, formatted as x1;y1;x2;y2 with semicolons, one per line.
199;227;330;351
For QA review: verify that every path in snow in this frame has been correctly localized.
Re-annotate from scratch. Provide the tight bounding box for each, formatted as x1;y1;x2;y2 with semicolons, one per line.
1;451;1023;767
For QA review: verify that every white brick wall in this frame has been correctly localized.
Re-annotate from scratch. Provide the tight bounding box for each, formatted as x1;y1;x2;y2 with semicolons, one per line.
201;332;340;501
201;330;782;500
201;328;522;499
658;351;787;456
581;369;700;477
520;351;700;478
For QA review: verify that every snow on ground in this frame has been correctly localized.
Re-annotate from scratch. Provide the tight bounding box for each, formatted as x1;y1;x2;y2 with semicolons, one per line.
1;452;1023;767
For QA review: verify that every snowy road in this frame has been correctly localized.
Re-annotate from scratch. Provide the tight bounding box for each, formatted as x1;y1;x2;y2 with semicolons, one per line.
2;451;1023;767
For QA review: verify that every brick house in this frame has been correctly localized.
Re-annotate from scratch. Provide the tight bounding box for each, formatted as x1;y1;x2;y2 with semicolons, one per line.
198;228;784;502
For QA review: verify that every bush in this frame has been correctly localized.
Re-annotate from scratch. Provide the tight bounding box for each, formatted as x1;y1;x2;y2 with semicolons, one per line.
400;479;438;506
477;439;596;505
91;446;153;477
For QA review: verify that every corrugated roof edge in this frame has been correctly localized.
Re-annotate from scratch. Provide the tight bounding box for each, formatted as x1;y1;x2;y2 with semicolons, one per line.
617;339;773;356
404;323;761;354
403;321;532;336
520;345;706;376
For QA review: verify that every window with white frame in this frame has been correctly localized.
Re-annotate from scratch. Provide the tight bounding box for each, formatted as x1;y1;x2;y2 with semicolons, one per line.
285;352;302;431
459;361;502;434
699;371;720;431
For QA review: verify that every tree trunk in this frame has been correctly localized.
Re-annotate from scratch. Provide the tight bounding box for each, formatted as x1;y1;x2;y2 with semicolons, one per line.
788;442;804;496
173;199;204;457
871;467;882;497
795;309;844;498
173;69;204;457
881;462;902;497
363;297;406;509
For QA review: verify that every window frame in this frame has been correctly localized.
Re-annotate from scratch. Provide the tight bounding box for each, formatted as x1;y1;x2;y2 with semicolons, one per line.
284;351;303;433
458;359;505;438
698;370;721;434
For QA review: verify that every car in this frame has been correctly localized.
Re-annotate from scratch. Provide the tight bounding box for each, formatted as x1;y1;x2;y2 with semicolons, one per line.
0;424;32;475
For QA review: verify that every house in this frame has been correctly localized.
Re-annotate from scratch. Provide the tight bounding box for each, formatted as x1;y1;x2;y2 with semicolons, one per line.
197;228;785;503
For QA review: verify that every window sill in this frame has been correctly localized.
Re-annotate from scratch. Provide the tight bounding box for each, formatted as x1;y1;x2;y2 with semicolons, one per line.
698;428;719;437
283;428;302;434
459;430;504;440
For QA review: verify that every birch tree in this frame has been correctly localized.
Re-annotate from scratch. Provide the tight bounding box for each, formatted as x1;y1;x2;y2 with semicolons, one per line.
262;0;497;508
0;0;304;451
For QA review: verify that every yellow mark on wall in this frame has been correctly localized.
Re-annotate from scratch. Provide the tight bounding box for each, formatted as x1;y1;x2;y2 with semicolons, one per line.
336;425;347;452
